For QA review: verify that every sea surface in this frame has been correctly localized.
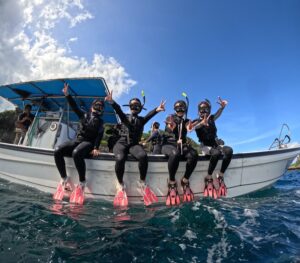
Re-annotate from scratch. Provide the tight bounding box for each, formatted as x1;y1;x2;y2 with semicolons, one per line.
0;171;299;263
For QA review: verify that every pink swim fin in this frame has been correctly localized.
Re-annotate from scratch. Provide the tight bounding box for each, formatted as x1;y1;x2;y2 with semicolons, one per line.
181;178;194;202
53;183;64;201
203;178;218;199
70;185;85;205
166;182;180;206
113;189;128;207
217;176;227;197
143;186;158;206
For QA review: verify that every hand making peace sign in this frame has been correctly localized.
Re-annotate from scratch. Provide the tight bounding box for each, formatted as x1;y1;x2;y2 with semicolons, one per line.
156;100;166;112
217;96;228;108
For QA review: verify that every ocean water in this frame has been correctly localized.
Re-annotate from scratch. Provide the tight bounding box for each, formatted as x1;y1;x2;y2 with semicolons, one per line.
0;171;299;263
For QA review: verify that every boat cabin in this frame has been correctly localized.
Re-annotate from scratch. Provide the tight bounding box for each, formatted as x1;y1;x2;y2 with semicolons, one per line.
0;78;118;149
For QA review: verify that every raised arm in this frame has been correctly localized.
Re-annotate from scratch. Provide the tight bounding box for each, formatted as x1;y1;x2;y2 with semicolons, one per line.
192;114;211;129
63;83;84;119
143;100;166;124
105;90;129;125
214;96;227;121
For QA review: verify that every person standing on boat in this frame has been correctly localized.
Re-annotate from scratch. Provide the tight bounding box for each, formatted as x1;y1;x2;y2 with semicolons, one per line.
193;97;233;199
53;83;104;204
14;104;34;145
142;121;162;154
105;90;165;207
162;100;198;206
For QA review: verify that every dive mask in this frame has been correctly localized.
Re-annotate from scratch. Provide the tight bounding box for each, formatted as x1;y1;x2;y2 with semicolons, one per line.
92;101;104;115
175;106;186;113
199;106;210;115
130;103;142;112
174;100;187;114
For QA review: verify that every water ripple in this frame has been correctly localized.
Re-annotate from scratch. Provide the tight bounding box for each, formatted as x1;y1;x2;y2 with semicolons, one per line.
0;171;299;262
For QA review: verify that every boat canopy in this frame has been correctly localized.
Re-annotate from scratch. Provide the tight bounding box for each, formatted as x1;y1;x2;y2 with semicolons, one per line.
0;77;118;123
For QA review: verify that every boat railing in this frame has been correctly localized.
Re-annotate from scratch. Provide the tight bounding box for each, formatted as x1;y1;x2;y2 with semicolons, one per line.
269;123;291;150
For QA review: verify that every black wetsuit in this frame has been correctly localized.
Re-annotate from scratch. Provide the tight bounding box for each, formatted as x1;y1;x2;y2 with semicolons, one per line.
145;130;162;154
194;114;233;175
161;114;198;181
107;125;121;153
110;101;158;184
54;95;104;182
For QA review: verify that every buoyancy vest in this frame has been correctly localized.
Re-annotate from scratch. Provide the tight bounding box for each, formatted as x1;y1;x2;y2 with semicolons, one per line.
194;114;218;147
119;114;145;144
77;112;103;142
163;114;189;145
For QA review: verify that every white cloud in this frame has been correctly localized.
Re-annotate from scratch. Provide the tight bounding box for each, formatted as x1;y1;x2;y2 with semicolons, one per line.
230;131;276;146
69;37;78;42
0;0;136;104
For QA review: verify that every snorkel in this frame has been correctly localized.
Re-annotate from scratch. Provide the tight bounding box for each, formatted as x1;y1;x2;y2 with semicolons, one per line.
181;92;189;119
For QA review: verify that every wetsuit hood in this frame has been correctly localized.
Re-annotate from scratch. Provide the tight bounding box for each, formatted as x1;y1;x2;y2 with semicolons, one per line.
198;99;211;117
123;97;146;114
174;100;187;114
92;99;105;116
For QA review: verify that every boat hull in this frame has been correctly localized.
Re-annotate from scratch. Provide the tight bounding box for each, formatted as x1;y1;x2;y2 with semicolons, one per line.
0;142;299;204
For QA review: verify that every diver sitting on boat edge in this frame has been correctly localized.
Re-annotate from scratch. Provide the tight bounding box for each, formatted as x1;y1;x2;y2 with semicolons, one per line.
193;97;233;199
53;83;105;205
162;100;198;206
105;90;165;207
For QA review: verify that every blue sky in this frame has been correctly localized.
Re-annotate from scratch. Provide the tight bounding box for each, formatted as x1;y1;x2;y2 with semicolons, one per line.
1;0;300;152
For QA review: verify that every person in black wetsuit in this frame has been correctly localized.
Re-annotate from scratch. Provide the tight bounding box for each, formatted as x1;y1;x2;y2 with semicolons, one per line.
161;100;198;205
143;121;162;154
54;83;104;190
105;90;165;205
193;97;233;198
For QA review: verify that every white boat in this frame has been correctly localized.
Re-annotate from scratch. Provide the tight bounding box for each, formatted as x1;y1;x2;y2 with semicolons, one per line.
0;78;299;204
